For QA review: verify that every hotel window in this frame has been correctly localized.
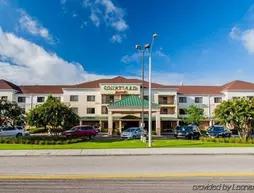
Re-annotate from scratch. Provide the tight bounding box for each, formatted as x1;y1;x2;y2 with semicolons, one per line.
87;95;95;102
37;97;45;103
214;97;222;103
144;96;149;100
102;95;114;104
179;108;187;115
71;107;78;114
159;96;168;104
168;107;175;114
87;108;95;114
179;97;187;103
70;95;79;102
160;107;169;114
101;106;108;114
18;97;26;103
195;97;203;103
1;96;7;100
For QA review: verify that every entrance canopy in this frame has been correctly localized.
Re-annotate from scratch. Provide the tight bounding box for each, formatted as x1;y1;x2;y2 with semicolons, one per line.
108;95;159;112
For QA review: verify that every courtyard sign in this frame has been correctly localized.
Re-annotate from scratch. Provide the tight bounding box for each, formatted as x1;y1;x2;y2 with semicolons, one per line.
100;84;140;94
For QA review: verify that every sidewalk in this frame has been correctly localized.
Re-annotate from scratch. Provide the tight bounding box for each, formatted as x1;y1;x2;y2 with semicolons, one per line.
0;147;254;156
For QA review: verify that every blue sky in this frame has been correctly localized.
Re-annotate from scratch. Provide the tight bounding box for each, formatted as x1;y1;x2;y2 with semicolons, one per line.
1;0;254;85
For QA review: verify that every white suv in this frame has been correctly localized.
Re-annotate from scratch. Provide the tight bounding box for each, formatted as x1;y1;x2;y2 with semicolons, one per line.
0;126;26;137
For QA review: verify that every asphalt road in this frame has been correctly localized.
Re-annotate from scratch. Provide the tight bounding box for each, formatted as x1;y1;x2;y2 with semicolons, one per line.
1;155;254;192
0;155;254;177
1;177;254;193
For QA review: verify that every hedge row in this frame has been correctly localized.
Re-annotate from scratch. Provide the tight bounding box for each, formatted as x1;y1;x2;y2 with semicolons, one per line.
200;137;254;144
0;136;85;145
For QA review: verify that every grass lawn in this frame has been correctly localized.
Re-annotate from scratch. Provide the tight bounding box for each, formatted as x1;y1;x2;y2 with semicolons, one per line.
0;139;254;150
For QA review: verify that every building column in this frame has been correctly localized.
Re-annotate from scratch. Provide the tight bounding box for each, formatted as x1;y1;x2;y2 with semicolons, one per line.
209;119;213;127
119;120;122;134
99;120;102;132
177;120;180;126
108;111;113;136
79;119;82;126
155;111;161;136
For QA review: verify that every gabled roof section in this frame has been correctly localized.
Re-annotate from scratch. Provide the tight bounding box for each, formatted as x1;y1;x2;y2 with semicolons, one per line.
222;80;254;91
75;76;168;89
19;85;72;94
0;79;21;92
175;85;222;95
108;95;159;109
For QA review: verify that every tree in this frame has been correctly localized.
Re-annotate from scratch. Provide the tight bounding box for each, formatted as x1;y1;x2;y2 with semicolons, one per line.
26;96;79;132
0;99;24;126
214;97;254;141
185;105;204;125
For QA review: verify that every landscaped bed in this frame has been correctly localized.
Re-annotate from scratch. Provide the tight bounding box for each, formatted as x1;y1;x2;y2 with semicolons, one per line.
0;137;254;149
0;136;85;145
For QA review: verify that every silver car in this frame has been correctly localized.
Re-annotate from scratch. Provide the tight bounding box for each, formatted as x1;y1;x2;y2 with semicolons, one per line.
0;126;27;137
121;127;146;139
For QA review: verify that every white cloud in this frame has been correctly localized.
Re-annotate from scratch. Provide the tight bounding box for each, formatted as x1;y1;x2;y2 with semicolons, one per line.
83;0;128;42
90;11;101;27
0;26;249;86
229;26;241;39
230;26;254;54
121;49;171;64
80;21;88;29
0;27;112;84
241;29;254;54
121;52;139;64
111;34;123;43
18;10;54;43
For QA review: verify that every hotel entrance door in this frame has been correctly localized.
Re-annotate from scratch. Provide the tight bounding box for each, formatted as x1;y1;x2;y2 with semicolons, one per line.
122;121;139;130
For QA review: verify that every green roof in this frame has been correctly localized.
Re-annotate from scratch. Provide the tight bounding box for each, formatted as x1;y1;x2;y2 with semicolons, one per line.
108;95;159;109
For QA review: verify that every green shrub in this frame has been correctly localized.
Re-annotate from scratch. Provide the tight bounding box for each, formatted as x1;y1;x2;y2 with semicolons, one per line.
28;127;48;134
0;135;87;145
56;141;63;145
38;141;45;145
200;137;254;144
100;128;108;132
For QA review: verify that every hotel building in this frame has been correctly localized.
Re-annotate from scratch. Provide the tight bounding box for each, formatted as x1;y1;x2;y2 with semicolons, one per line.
1;76;254;135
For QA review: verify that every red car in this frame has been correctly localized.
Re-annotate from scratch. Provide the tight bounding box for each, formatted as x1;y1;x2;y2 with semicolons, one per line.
63;125;97;138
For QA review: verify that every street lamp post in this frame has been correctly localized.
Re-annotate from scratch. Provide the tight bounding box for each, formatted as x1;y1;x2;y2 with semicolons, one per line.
147;33;158;147
135;33;158;147
135;44;146;139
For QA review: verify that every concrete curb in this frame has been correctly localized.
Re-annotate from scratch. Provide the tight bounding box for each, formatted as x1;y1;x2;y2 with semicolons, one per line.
0;147;254;156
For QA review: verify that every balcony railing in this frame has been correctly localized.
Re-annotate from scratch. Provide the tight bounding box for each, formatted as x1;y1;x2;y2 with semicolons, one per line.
158;96;175;105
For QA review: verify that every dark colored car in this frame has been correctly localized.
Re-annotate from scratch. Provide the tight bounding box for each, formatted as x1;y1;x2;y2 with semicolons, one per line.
207;126;231;138
174;125;201;140
63;125;97;138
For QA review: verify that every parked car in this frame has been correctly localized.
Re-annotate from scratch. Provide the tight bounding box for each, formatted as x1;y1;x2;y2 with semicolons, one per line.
62;125;97;138
161;128;174;135
174;125;201;140
207;125;231;138
0;126;28;137
121;127;146;139
93;125;100;134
